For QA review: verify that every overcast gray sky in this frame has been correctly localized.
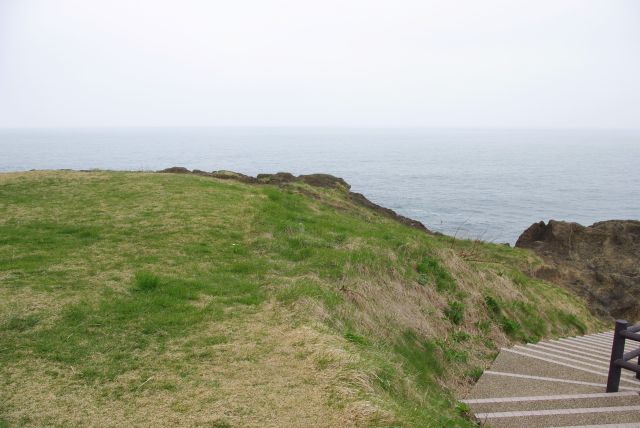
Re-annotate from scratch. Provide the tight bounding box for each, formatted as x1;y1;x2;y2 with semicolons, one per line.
1;0;639;128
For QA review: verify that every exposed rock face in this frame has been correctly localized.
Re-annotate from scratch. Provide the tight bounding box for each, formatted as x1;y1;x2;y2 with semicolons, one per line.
158;167;430;233
298;174;350;190
256;172;297;185
210;170;257;183
347;192;428;232
159;166;191;174
516;220;640;321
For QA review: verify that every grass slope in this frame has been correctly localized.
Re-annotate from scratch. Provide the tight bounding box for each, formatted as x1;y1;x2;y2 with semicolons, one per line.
0;171;603;427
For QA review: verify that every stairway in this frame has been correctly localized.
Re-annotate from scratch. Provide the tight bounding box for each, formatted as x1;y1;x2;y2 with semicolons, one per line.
463;332;640;427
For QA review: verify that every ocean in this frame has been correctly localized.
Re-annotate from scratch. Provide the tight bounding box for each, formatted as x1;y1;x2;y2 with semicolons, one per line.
1;127;639;244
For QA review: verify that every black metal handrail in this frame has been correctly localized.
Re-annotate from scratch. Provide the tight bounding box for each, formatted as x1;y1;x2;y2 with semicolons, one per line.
606;319;640;392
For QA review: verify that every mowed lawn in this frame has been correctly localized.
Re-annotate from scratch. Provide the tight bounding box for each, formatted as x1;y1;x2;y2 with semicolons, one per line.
0;171;601;427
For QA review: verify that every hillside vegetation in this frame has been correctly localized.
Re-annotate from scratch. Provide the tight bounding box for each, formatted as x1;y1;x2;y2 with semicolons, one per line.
0;171;603;427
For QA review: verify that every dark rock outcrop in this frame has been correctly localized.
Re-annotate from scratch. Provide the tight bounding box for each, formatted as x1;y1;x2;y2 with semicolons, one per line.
210;170;257;183
159;166;191;174
298;174;350;191
348;192;428;232
516;220;640;321
256;172;296;185
157;167;430;233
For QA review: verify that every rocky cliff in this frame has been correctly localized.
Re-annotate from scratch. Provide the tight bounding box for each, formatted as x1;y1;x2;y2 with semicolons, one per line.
159;167;431;232
516;220;640;321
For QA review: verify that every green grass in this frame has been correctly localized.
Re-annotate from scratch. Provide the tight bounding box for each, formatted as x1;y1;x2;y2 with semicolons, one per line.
417;256;457;292
344;331;370;346
3;270;265;383
464;367;484;382
134;271;161;291
2;314;41;332
276;278;342;309
0;171;604;426
444;301;465;325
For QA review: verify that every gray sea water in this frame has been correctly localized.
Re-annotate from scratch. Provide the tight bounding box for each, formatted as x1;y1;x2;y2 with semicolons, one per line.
1;127;639;244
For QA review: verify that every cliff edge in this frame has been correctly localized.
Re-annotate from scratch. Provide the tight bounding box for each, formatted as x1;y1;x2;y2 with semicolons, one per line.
159;167;431;232
516;219;640;321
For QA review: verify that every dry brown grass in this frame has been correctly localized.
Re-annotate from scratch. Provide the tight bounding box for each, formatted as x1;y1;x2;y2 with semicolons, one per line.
1;303;393;427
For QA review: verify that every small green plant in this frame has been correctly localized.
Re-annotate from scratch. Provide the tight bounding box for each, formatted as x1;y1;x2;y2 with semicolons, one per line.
417;273;429;285
484;295;501;316
451;331;470;343
464;367;483;382
455;401;472;418
443;348;468;363
416;256;457;292
133;271;161;291
344;331;370;346
500;317;520;336
444;301;464;325
475;320;491;335
556;311;587;334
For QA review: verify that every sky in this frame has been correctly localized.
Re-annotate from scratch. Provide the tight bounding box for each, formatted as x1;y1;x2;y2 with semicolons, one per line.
0;0;639;129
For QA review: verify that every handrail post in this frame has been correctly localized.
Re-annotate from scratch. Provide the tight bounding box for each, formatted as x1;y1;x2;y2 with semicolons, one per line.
606;319;628;393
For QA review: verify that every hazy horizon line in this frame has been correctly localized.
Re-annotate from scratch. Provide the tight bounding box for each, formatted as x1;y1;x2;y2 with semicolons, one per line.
2;125;640;132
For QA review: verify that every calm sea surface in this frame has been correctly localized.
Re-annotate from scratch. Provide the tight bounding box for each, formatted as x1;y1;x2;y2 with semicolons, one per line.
1;128;639;244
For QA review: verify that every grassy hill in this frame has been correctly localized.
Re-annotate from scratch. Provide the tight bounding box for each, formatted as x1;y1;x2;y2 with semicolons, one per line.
0;170;603;427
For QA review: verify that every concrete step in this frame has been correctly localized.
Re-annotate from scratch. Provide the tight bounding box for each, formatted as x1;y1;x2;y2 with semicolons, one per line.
561;336;638;353
538;339;640;364
549;339;613;358
464;391;640;414
515;345;640;382
570;335;613;346
522;343;610;365
560;336;611;348
526;342;610;364
564;335;611;345
532;341;614;362
491;350;640;388
560;339;611;352
470;371;611;399
538;337;640;367
464;331;640;426
514;345;608;370
477;406;640;428
560;335;640;346
554;336;613;349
